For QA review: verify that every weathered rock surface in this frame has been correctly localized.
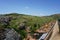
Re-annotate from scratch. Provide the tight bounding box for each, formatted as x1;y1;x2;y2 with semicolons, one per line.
0;28;21;40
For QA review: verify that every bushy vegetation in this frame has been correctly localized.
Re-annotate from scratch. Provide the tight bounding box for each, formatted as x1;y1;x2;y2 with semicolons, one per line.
0;13;60;39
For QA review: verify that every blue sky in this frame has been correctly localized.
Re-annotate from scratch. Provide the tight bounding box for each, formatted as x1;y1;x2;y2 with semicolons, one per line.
0;0;60;16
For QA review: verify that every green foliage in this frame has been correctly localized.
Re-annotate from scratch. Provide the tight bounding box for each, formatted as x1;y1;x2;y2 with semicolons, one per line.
19;30;27;38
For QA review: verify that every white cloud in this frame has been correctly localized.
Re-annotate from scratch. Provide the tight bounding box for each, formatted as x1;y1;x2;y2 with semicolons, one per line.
25;6;29;9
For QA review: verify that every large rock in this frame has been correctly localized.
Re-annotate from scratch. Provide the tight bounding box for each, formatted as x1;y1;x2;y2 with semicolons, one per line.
0;16;12;27
0;28;21;40
18;23;26;30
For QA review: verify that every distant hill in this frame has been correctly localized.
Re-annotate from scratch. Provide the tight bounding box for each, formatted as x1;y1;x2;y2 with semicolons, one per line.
1;13;60;29
50;14;60;19
0;13;60;29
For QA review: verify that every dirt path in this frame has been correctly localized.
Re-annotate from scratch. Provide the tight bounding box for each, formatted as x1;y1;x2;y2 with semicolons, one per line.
49;21;60;40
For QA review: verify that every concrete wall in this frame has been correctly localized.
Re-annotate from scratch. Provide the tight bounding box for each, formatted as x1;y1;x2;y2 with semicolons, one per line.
49;21;59;40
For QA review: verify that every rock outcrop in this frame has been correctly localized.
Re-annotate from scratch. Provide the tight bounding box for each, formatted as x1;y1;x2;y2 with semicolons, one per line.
0;28;21;40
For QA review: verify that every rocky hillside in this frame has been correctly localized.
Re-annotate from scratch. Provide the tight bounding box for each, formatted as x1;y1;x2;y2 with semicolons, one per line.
0;13;60;40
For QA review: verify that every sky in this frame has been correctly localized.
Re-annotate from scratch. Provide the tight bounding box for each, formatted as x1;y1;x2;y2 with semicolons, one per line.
0;0;60;16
